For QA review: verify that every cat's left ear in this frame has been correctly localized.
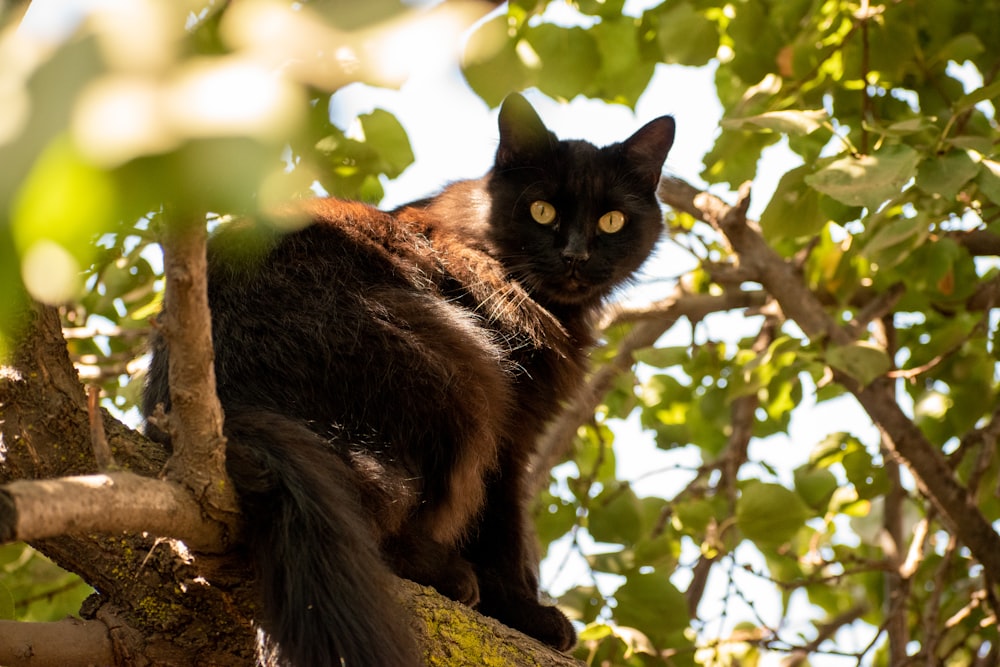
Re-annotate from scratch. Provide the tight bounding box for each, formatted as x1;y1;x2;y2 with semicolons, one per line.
496;92;555;168
622;116;676;188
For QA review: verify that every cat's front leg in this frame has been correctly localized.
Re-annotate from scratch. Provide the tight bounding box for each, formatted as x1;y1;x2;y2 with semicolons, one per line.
464;451;577;652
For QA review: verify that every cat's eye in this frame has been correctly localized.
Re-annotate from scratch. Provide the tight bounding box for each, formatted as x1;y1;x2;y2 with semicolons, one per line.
598;210;626;234
530;200;557;225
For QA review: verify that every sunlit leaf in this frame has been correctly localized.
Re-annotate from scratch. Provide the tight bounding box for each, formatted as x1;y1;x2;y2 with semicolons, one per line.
722;109;827;136
805;145;921;211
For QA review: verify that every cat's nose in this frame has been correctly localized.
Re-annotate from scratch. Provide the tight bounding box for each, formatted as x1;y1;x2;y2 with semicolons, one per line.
560;249;589;268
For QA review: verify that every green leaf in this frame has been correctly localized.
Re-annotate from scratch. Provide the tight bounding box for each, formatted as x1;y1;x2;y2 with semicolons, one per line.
736;480;811;547
954;78;1000;113
722;109;828;136
590;17;655;107
534;492;578;548
825;341;892;386
793;465;839;511
461;15;530;107
0;581;14;620
976;158;1000;205
574;422;618;484
358;109;414;179
11;136;118;303
760;164;826;242
559;585;606;624
613;570;690;646
805;145;921;211
859;214;931;268
650;2;719;67
525;24;601;101
574;0;625;18
916;149;979;200
588;484;643;545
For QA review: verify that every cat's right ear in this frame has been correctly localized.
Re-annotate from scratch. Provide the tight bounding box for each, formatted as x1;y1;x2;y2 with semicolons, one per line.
496;93;554;168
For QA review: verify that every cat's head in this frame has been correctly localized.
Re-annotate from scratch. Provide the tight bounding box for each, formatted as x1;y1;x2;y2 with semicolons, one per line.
485;93;675;310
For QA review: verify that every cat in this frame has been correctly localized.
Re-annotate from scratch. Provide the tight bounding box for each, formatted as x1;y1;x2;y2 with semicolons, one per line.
143;92;675;666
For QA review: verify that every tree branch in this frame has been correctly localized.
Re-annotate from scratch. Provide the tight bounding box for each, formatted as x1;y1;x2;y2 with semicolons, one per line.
656;175;1000;589
157;211;235;519
0;618;114;667
1;473;227;553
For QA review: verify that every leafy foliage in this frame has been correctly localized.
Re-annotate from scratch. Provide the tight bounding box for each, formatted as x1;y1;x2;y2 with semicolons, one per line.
2;0;999;665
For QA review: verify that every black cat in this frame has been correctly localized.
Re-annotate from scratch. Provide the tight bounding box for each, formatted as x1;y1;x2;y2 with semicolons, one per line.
143;93;675;666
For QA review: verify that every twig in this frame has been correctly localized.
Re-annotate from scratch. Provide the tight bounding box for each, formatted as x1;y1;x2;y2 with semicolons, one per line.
86;385;113;470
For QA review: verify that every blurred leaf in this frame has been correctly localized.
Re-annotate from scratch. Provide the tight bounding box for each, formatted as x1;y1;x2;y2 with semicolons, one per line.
793;465;838;511
11;137;120;304
916;150;978;200
613;570;689;647
976;158;1000;204
736;481;811;547
825;341;892;386
526;24;600;101
359;109;415;178
560;585;606;624
589;484;643;546
649;1;719;67
461;15;530;108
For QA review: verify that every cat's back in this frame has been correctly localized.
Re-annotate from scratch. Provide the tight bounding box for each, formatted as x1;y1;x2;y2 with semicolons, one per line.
199;197;514;442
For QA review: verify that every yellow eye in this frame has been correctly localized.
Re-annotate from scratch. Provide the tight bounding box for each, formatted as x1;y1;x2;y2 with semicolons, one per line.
598;210;626;234
530;200;557;225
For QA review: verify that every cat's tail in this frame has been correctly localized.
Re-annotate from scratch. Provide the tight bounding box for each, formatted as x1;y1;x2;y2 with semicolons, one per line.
222;409;419;667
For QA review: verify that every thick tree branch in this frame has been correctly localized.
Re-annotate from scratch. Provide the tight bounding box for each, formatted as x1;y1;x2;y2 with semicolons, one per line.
1;473;227;553
656;175;1000;588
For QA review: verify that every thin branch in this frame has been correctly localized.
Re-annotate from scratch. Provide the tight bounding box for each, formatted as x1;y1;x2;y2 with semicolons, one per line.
86;385;113;470
157;210;237;518
0;472;228;553
0;618;114;667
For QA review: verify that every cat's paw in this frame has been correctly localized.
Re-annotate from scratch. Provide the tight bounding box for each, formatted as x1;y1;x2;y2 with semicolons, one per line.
486;599;576;652
431;561;481;607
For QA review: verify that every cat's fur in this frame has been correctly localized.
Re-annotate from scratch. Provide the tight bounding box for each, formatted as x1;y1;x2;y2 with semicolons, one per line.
143;93;675;666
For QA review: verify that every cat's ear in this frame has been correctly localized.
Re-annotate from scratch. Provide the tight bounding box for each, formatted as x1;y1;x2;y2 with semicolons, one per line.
496;93;554;168
622;116;676;188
